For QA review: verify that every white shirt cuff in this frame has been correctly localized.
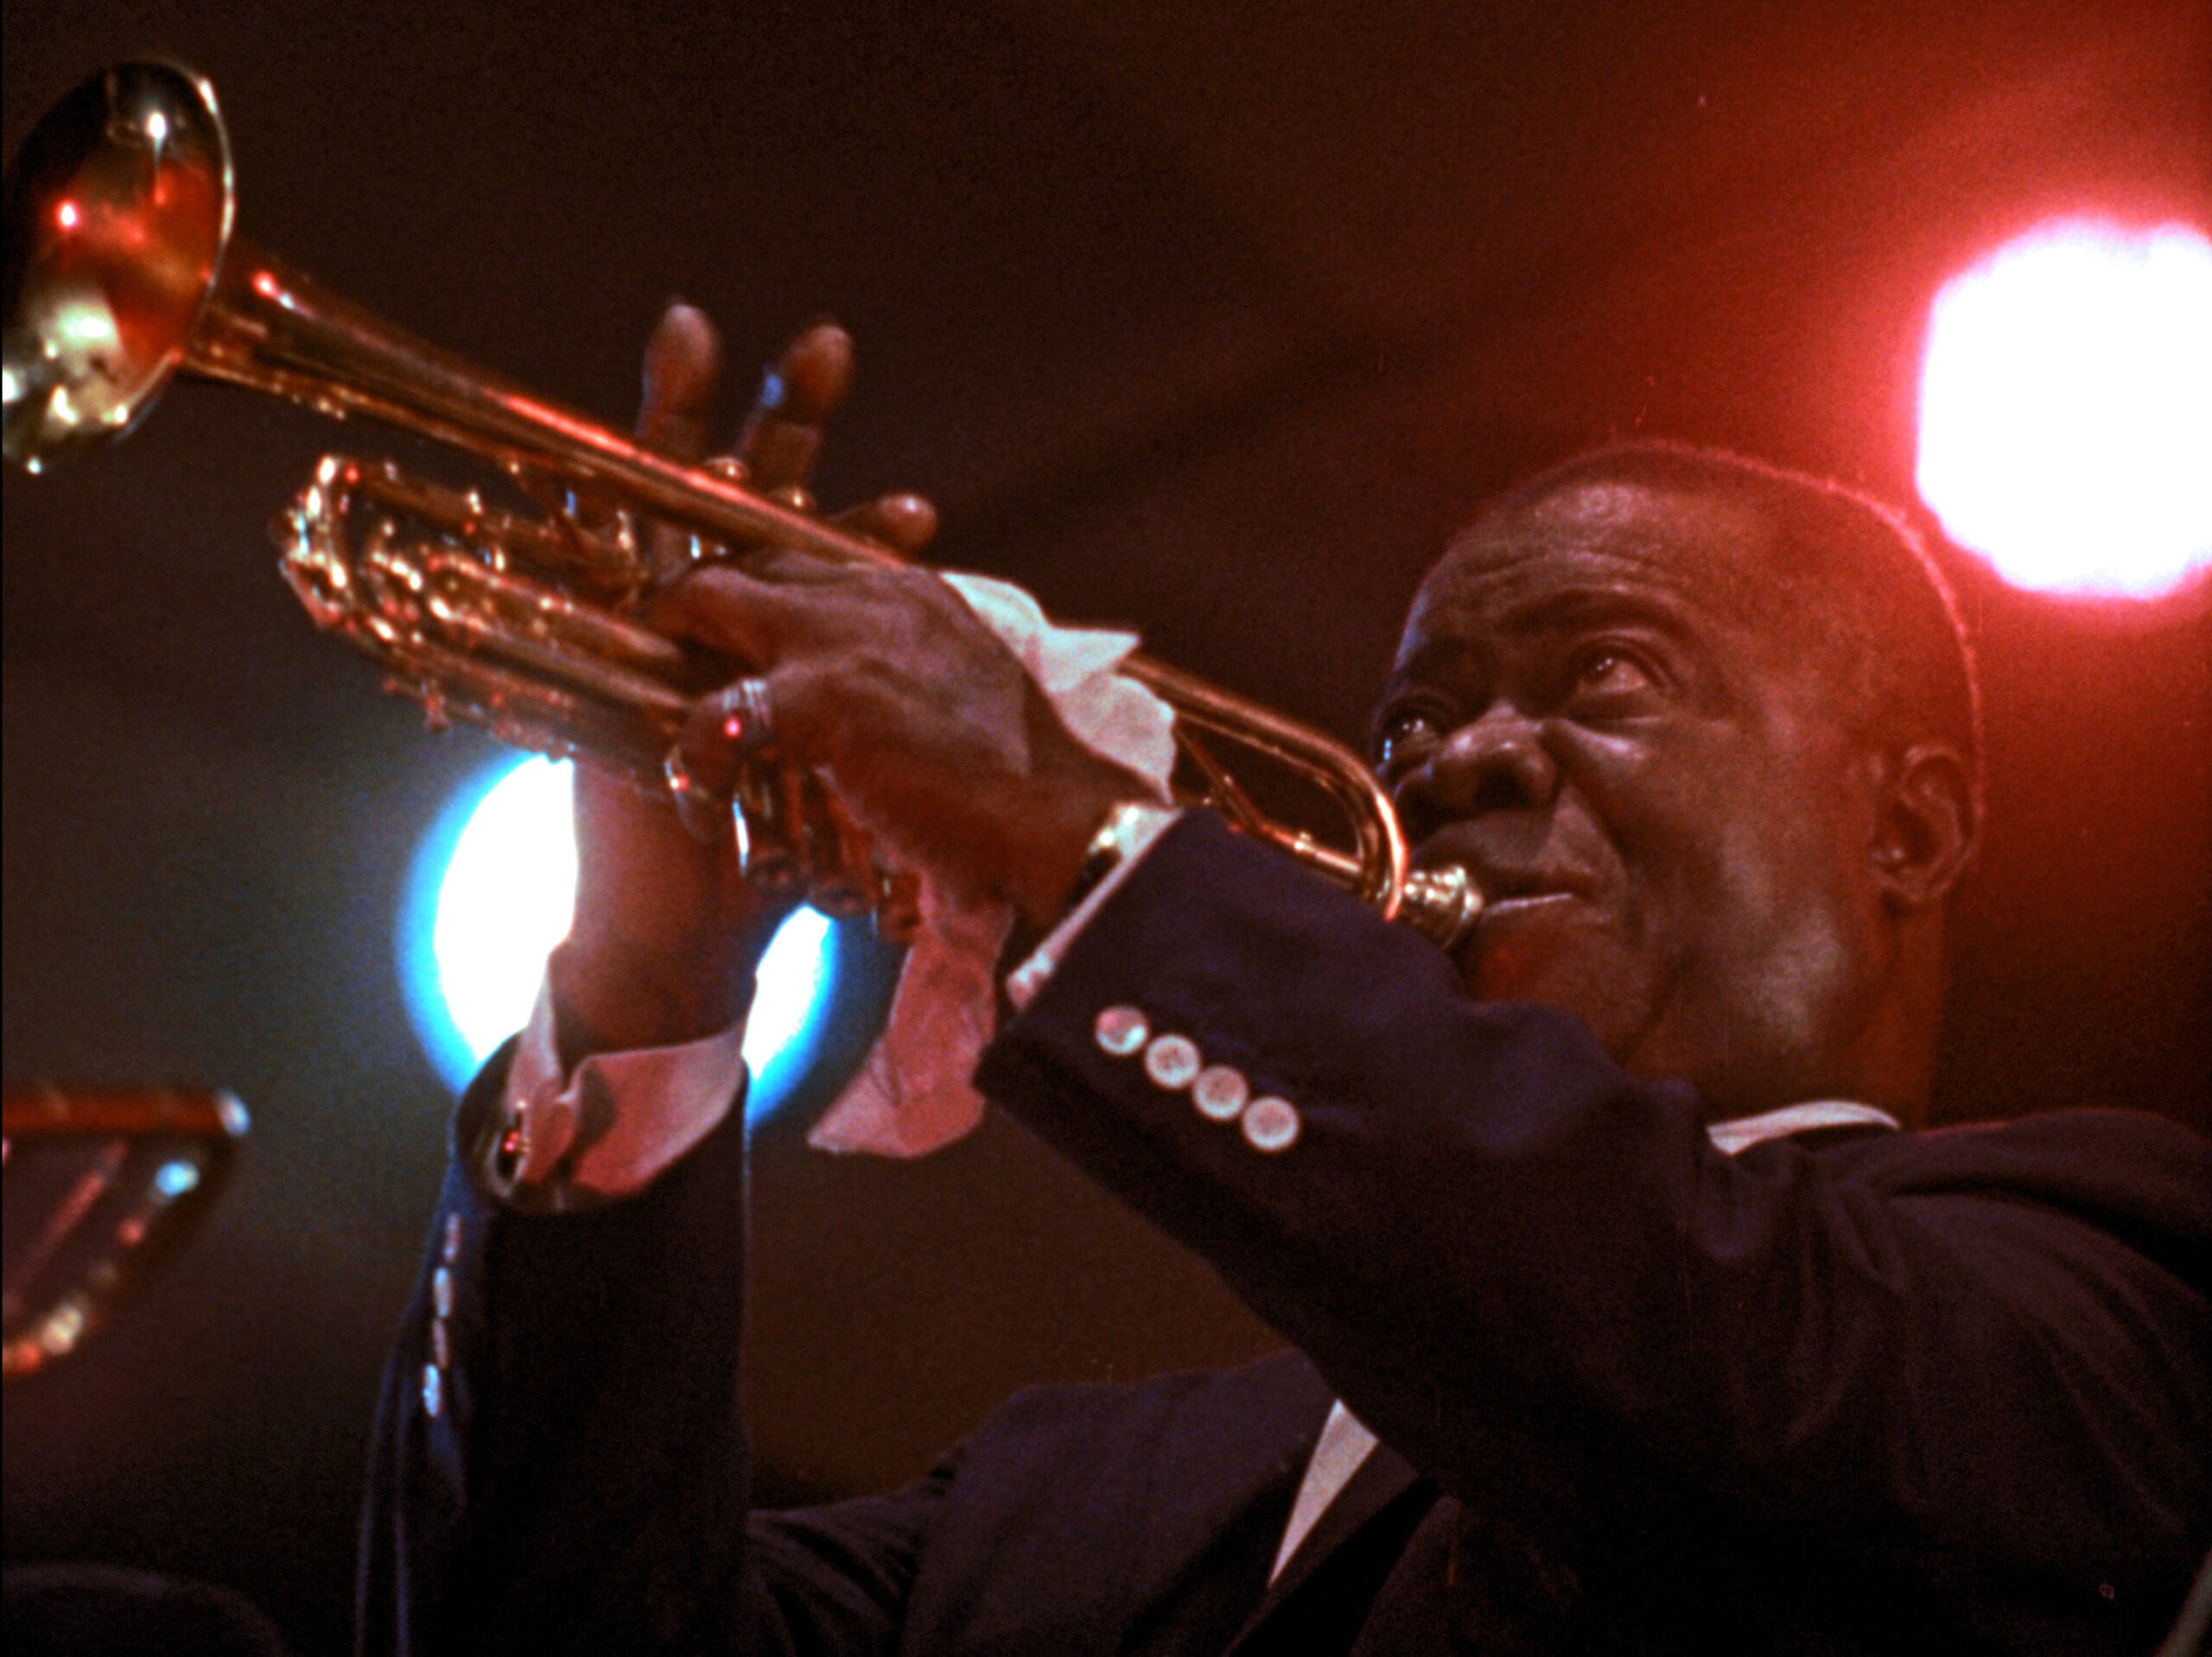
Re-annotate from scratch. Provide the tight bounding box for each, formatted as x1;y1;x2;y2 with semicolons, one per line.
486;980;751;1202
1003;804;1181;1012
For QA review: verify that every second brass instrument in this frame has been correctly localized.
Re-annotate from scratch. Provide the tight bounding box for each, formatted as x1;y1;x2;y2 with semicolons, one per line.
2;60;1480;947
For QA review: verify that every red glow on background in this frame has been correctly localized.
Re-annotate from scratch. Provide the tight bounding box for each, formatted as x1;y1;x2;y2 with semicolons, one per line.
54;200;79;231
1916;220;2212;598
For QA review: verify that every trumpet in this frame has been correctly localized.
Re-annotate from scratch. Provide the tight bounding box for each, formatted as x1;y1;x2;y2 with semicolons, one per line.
3;61;1480;947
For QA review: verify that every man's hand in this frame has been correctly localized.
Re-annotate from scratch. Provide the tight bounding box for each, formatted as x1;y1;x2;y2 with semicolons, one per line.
550;306;933;1063
656;550;1147;933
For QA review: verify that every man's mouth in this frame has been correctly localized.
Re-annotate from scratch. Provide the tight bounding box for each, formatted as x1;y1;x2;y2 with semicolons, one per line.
1478;889;1579;918
1456;859;1590;912
1463;888;1583;958
1409;833;1597;952
1440;867;1593;963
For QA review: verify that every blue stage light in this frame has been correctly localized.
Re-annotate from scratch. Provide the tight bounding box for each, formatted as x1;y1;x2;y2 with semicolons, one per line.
397;756;840;1123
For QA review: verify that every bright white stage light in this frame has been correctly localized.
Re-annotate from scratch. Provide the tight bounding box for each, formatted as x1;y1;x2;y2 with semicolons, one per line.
417;757;577;1076
400;756;840;1120
1916;220;2212;598
741;905;836;1100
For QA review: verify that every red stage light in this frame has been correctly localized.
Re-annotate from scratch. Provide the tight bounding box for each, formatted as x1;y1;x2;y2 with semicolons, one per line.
1916;220;2212;598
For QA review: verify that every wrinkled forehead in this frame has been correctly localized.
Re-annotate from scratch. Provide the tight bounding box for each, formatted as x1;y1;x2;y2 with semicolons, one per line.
1402;480;1783;651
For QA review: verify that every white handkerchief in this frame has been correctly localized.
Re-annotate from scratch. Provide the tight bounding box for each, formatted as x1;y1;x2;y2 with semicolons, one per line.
806;573;1175;1159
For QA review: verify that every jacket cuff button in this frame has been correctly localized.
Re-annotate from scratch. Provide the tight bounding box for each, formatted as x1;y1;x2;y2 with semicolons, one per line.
1191;1065;1249;1122
1241;1096;1301;1153
1142;1034;1201;1089
1094;1005;1150;1057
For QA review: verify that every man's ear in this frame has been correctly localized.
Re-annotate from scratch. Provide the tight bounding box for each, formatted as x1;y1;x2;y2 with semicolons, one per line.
1870;742;1980;911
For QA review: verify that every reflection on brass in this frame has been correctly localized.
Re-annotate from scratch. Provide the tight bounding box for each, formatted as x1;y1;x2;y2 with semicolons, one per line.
2;1087;248;1380
2;61;1480;949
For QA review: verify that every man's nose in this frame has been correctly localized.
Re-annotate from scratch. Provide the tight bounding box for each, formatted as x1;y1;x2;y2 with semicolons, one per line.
1394;707;1560;833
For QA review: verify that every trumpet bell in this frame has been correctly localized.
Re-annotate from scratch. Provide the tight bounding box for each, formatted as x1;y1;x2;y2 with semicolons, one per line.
2;61;233;472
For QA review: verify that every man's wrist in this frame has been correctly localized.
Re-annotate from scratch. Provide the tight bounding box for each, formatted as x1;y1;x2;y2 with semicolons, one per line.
1007;769;1168;928
1063;801;1168;911
547;935;760;1071
1005;802;1181;1012
482;975;753;1209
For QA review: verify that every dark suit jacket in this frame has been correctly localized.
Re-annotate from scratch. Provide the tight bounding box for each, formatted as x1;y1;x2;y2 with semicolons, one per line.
359;812;2212;1654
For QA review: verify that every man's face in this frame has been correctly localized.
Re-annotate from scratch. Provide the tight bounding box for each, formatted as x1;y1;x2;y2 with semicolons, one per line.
1375;479;1893;1111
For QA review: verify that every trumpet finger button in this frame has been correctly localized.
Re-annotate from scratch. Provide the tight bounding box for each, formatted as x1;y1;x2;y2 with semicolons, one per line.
1143;1034;1202;1090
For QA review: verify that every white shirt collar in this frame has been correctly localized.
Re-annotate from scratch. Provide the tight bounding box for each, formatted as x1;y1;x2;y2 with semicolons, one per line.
1272;1095;1904;1584
1703;1099;1902;1156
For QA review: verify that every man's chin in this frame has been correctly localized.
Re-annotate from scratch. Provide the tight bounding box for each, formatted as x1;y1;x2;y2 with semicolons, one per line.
1453;896;1633;1021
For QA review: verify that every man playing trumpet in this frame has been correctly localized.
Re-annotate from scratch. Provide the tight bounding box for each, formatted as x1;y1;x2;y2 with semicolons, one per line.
359;307;2210;1654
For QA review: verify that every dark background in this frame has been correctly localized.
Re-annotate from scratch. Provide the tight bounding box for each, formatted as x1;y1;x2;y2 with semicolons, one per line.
4;3;2207;1649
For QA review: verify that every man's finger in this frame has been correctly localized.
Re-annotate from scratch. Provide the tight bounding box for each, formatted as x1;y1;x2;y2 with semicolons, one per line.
672;680;772;803
734;543;869;587
653;563;830;663
611;302;726;568
572;302;726;535
639;302;725;461
739;321;855;498
830;492;940;555
672;659;838;803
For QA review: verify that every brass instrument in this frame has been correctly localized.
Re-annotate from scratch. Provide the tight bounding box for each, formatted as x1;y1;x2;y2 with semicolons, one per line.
3;61;1479;946
3;1087;247;1380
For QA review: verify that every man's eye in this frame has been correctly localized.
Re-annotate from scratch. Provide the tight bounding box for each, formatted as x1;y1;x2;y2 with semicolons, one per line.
1566;648;1662;710
1580;650;1646;688
1376;708;1445;771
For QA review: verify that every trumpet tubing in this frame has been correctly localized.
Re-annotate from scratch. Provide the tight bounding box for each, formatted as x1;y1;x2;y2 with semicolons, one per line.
3;60;1480;949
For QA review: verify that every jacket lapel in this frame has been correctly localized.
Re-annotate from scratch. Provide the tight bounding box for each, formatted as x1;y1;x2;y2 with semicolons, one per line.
1113;1353;1337;1628
1224;1437;1429;1654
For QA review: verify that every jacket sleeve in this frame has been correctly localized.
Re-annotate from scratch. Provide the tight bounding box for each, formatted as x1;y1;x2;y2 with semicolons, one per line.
354;1045;950;1656
974;811;2212;1618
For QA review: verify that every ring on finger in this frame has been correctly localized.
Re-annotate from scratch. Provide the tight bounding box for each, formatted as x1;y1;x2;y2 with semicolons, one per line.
709;676;779;752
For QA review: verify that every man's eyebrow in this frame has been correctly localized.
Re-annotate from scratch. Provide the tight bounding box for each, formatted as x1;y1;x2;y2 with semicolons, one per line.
1492;584;1709;641
1382;635;1476;689
1375;625;1502;716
